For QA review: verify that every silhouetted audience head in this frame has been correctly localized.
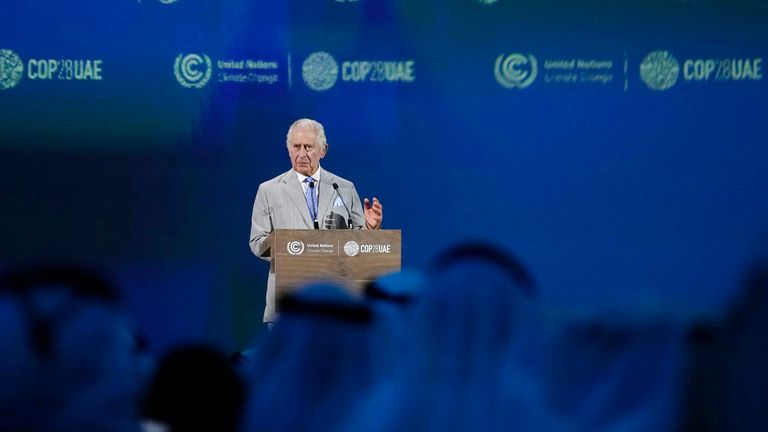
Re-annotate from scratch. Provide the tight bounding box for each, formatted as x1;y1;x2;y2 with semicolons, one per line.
720;262;768;430
428;242;534;295
0;265;146;431
239;282;376;432
418;242;535;380
339;242;540;431
362;269;424;368
364;269;424;306
143;344;246;432
540;314;688;432
681;261;768;431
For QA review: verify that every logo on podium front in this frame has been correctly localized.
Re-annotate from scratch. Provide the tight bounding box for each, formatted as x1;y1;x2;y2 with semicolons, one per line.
343;240;360;257
287;240;305;256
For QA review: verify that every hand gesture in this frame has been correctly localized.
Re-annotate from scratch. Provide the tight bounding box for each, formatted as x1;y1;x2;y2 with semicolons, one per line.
364;197;383;230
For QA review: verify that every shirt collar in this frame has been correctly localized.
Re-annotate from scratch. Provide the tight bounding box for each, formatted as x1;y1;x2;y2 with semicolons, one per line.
295;166;322;184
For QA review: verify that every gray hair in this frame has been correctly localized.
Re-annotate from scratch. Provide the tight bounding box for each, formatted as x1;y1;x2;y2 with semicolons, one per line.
286;118;327;148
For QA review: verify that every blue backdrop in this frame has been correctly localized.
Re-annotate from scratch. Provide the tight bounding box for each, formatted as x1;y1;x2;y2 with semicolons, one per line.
2;0;767;353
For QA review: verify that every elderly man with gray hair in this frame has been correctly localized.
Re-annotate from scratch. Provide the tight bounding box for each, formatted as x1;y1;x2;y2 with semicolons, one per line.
249;118;383;324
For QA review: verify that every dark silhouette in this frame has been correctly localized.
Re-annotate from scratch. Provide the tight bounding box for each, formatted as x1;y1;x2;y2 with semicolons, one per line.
340;242;545;431
143;344;247;432
0;265;146;431
681;261;768;431
239;283;376;432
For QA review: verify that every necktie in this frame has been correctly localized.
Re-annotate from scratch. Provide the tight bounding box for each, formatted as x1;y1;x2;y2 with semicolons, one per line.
304;177;317;222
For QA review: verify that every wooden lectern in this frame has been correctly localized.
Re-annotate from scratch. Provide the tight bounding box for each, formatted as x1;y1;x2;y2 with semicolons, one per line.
259;229;401;298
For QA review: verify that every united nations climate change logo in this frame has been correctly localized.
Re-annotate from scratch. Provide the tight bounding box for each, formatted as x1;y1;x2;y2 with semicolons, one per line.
302;51;338;91
174;53;212;89
0;49;24;90
343;240;360;257
287;240;305;256
640;50;680;91
495;53;537;89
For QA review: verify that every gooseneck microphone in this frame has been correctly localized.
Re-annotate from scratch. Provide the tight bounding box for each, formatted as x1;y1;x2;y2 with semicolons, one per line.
332;183;354;229
309;181;319;229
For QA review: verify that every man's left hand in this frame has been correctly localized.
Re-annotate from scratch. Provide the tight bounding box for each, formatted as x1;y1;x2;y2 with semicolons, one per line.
364;197;383;229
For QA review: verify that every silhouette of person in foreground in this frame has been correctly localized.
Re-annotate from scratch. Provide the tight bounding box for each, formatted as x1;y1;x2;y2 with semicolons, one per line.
0;265;147;432
143;344;246;432
238;282;377;432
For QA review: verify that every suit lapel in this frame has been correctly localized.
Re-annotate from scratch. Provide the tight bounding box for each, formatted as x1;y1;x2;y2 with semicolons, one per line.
279;170;313;227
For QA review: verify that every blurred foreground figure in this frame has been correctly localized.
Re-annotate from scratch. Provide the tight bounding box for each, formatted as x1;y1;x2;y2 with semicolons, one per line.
0;265;147;432
143;344;246;432
239;283;376;432
341;243;560;431
681;261;768;431
537;312;688;432
362;268;424;373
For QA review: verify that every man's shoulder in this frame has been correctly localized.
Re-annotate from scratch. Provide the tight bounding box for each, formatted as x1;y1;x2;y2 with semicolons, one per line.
322;169;355;188
258;170;293;189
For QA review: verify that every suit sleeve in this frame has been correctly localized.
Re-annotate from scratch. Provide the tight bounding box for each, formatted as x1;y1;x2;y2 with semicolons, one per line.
349;183;367;230
249;185;273;260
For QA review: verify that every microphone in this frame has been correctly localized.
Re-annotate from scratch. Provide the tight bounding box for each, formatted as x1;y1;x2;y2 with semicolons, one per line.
309;181;319;229
332;183;354;229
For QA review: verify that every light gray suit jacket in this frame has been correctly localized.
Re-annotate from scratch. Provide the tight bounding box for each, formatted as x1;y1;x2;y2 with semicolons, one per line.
249;168;367;322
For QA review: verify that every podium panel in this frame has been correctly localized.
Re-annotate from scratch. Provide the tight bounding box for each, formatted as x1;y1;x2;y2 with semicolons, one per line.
261;229;401;298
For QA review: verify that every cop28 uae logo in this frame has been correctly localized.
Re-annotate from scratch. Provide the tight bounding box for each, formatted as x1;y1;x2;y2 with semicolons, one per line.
174;53;212;89
495;53;538;89
287;240;305;256
640;50;680;91
343;241;360;257
302;52;339;91
0;49;24;90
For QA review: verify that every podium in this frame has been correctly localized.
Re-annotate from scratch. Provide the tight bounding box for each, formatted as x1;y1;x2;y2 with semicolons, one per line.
259;229;402;298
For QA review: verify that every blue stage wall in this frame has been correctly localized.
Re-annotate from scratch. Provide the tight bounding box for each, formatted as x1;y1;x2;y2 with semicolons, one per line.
1;0;767;352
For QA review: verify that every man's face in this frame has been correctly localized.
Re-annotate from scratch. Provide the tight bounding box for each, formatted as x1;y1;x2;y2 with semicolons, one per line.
288;127;327;176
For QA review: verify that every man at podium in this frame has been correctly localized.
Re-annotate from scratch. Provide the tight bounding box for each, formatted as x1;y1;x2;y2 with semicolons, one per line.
249;118;383;324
